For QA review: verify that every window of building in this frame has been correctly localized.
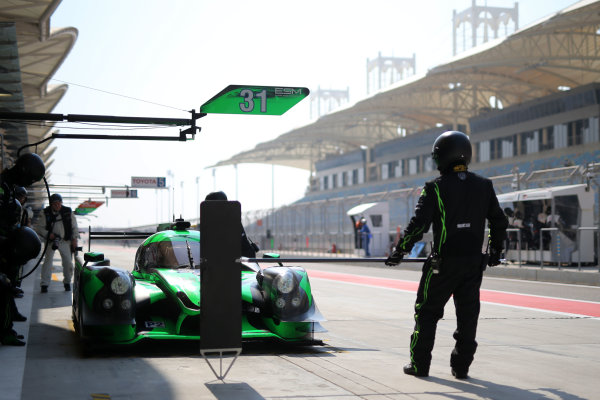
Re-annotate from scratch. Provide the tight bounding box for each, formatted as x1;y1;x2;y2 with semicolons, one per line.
553;124;568;149
352;169;359;185
568;120;584;147
478;140;490;162
408;158;418;175
584;117;599;143
424;156;434;172
489;140;495;160
323;176;329;190
388;160;398;178
497;138;504;159
395;161;403;177
381;163;389;180
521;131;539;154
540;126;554;151
369;165;378;181
501;136;514;159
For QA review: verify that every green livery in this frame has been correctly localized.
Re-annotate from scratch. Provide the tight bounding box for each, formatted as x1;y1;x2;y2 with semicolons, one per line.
72;227;325;345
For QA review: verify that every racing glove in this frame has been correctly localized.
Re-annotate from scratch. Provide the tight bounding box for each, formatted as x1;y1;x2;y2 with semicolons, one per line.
385;249;404;266
488;248;502;267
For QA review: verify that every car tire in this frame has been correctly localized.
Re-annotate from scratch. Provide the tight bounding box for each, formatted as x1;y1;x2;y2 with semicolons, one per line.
75;299;84;338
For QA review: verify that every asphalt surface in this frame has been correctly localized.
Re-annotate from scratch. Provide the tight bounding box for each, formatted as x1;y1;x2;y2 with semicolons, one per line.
2;244;599;400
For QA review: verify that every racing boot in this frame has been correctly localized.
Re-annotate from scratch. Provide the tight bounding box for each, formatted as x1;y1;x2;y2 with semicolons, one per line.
64;283;71;291
451;368;469;379
12;312;27;322
10;329;24;339
1;331;25;346
403;363;429;377
450;346;473;379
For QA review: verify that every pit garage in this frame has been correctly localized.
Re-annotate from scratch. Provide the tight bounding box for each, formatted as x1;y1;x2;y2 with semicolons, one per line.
498;183;597;265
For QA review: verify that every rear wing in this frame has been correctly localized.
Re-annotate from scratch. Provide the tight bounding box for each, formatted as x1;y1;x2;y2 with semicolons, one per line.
87;219;194;251
87;227;153;252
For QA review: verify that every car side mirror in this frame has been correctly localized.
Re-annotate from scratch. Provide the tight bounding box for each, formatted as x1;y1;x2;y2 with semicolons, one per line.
262;252;283;266
262;252;280;259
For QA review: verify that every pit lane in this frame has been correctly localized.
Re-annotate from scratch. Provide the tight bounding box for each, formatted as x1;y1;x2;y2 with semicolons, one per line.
10;244;600;400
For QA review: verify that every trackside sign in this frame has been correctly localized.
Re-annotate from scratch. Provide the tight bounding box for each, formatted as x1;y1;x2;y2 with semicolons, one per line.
111;189;138;198
200;85;309;116
131;176;167;188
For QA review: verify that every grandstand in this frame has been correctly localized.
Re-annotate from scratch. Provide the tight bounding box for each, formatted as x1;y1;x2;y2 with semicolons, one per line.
0;1;77;208
231;1;600;259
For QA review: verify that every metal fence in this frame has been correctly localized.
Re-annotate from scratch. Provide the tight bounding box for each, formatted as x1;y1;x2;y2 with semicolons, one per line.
243;190;424;256
503;227;599;270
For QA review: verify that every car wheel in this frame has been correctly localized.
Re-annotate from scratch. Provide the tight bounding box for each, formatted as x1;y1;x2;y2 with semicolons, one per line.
75;299;84;338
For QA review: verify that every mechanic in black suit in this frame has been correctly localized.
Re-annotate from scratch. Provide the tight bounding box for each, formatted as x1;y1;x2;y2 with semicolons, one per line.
204;191;259;258
0;153;45;345
385;131;508;379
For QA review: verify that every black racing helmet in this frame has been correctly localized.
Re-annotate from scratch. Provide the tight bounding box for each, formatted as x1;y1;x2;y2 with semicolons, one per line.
15;186;27;198
205;191;228;201
12;153;45;186
10;198;22;226
6;226;42;265
431;131;472;172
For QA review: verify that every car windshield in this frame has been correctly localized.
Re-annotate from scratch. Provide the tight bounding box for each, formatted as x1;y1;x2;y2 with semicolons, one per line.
136;239;200;270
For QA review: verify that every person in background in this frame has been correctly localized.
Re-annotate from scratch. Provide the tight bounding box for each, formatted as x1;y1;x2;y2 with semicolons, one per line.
359;217;372;257
15;186;32;228
204;191;259;258
504;207;516;250
35;194;78;293
390;225;403;255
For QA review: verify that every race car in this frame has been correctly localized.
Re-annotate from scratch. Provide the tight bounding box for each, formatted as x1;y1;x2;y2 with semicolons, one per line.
72;221;325;345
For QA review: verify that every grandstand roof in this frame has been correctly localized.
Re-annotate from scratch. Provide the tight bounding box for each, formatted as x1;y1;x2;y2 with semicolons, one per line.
214;0;600;171
0;0;77;169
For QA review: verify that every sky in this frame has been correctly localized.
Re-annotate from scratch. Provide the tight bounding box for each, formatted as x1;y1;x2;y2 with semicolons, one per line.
47;0;578;228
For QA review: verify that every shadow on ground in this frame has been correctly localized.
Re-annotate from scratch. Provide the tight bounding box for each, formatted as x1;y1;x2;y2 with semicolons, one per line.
428;376;589;400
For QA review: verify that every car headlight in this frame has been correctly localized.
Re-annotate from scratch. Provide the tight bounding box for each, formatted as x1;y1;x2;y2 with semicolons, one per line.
102;298;114;310
110;275;129;295
275;297;286;308
275;271;295;294
291;296;302;307
121;299;132;310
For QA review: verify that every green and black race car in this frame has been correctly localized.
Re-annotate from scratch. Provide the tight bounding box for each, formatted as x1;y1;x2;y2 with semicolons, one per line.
72;223;325;345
